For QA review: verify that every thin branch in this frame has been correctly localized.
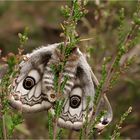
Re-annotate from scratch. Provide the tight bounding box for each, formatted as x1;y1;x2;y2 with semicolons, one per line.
101;24;139;96
68;130;74;139
2;115;7;140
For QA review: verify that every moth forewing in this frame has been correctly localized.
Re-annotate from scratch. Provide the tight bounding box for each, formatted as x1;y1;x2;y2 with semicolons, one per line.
52;51;96;130
9;44;60;112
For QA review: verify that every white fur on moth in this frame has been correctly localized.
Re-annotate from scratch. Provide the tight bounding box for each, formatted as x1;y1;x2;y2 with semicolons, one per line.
9;43;113;131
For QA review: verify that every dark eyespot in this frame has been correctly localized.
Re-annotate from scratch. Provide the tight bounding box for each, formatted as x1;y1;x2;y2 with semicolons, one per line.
23;76;35;90
70;95;81;109
102;119;109;125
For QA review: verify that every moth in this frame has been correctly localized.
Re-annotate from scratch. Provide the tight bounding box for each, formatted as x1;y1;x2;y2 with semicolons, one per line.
9;43;113;131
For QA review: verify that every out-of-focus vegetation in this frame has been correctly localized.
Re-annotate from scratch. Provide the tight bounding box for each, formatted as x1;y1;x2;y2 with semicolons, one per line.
0;1;140;139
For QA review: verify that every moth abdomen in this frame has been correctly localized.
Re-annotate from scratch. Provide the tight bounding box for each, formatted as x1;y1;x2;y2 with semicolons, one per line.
42;46;80;97
43;78;54;85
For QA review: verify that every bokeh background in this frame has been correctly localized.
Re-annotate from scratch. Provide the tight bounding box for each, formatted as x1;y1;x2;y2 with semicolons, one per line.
0;1;140;139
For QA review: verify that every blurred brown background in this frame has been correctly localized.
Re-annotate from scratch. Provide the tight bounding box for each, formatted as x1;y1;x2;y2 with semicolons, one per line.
0;1;140;139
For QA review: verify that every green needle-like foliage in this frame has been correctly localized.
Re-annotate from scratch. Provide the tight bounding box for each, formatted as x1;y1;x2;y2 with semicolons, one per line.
0;27;29;139
110;107;132;140
0;1;140;139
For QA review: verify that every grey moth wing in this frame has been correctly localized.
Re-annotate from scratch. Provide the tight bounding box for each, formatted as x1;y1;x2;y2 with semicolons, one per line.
52;52;113;131
9;44;59;112
51;52;96;130
90;69;113;131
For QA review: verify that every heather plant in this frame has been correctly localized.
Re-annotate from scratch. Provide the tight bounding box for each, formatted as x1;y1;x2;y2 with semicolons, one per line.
0;0;140;139
0;28;29;139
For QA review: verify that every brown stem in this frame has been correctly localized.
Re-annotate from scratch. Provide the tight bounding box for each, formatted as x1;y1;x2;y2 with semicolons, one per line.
2;115;7;140
68;130;74;139
53;118;58;140
102;24;138;96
